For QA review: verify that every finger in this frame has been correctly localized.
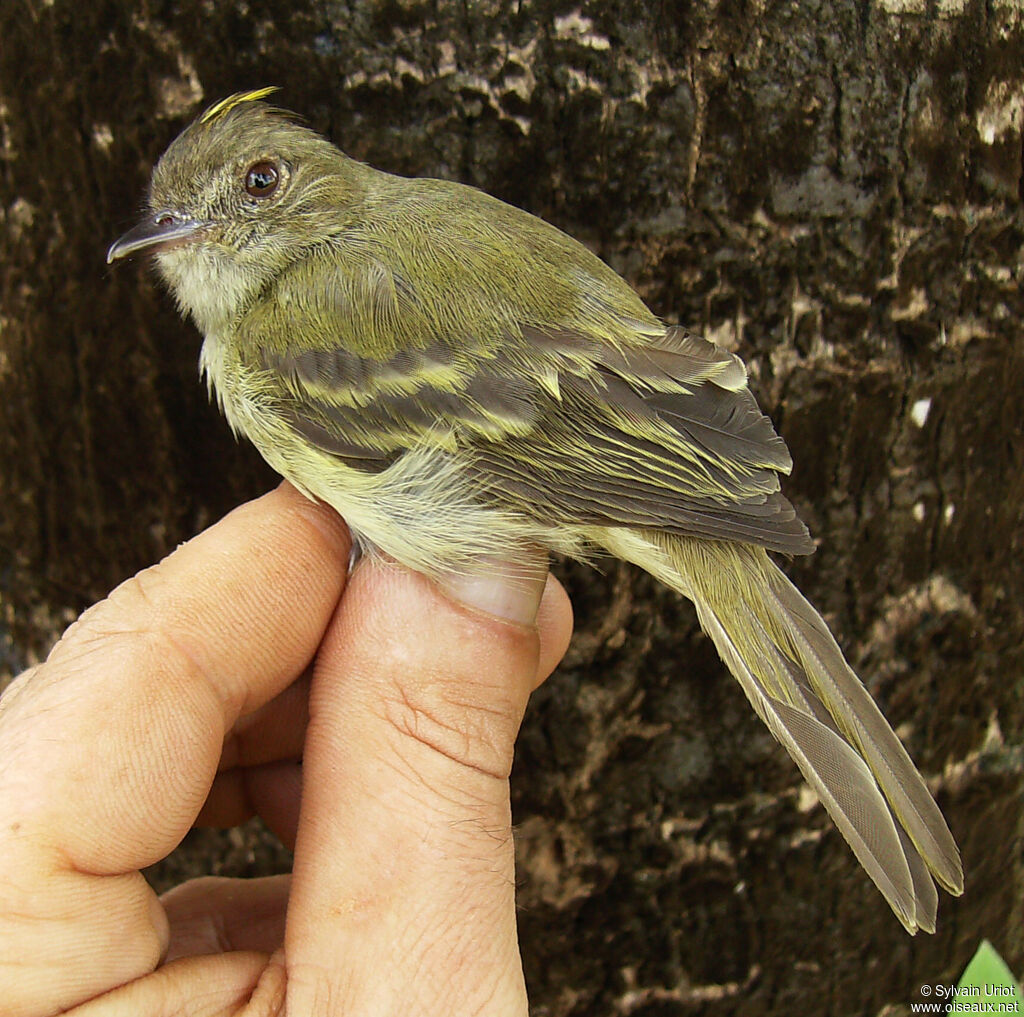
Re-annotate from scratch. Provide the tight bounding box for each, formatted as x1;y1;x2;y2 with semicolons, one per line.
196;761;304;850
201;576;570;832
220;672;311;771
30;483;347;868
0;484;349;1017
534;574;574;686
64;951;283;1017
246;762;305;849
199;578;569;835
284;557;574;1017
197;673;310;836
161;876;291;961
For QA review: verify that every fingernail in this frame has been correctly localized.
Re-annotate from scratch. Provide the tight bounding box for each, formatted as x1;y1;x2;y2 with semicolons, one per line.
436;554;549;626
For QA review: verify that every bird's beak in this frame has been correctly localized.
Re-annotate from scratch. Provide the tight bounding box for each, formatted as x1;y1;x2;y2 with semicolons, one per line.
106;210;204;263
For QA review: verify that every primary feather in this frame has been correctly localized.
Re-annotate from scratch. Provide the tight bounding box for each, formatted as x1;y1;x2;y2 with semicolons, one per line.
123;93;963;931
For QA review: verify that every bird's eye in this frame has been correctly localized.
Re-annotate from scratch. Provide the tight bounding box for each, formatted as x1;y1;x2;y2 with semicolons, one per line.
244;161;280;198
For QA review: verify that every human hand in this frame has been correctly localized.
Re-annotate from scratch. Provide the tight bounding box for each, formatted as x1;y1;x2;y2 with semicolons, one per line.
0;483;573;1016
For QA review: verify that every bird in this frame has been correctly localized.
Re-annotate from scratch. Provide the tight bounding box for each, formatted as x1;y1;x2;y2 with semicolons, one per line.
108;88;962;933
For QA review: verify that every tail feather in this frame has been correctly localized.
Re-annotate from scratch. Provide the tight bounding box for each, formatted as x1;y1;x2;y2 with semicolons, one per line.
897;825;939;935
695;602;924;932
596;527;963;933
766;576;963;894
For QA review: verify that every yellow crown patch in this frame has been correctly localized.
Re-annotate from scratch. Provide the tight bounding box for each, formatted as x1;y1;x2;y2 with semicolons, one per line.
199;87;279;125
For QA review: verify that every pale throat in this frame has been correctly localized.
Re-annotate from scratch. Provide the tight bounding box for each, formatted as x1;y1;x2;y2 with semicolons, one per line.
157;244;263;337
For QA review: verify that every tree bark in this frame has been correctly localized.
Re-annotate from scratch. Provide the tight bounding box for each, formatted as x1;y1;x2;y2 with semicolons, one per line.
2;1;1021;1013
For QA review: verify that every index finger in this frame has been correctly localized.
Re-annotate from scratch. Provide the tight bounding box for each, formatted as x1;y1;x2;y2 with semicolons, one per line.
0;483;350;1015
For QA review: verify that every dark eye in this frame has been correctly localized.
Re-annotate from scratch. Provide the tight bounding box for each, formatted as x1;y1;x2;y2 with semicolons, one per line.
244;161;280;198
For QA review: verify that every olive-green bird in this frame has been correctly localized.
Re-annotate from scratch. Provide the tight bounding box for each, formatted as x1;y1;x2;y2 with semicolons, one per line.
108;89;962;932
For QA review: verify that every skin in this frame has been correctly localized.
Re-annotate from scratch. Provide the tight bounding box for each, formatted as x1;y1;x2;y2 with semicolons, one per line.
0;484;573;1016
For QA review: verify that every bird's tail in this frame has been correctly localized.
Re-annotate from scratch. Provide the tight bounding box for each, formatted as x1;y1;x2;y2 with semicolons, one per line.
596;528;963;934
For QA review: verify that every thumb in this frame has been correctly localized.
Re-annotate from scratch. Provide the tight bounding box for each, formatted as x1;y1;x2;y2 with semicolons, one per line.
284;555;572;1017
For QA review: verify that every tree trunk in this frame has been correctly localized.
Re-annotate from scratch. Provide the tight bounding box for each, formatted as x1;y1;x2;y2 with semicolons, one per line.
2;1;1021;1013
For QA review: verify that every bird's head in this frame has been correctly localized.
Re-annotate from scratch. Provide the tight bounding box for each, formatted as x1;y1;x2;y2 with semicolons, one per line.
108;88;362;332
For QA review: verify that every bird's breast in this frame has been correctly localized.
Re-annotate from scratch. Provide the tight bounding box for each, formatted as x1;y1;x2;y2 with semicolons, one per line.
198;333;256;440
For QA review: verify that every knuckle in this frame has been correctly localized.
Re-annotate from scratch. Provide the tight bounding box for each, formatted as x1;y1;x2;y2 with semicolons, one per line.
377;672;521;783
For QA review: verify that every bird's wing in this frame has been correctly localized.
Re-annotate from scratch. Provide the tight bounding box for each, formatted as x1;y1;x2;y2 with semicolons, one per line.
249;319;811;555
473;325;814;554
241;248;813;555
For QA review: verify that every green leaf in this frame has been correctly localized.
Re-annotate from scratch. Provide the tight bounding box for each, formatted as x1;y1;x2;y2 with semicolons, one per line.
955;940;1023;1007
